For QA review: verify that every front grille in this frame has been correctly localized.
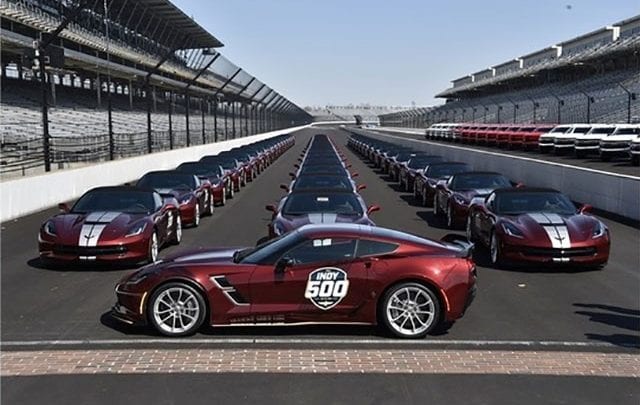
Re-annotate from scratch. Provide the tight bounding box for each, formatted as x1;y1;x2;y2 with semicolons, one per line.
575;141;599;146
53;245;128;256
520;247;596;258
554;139;575;145
600;142;629;149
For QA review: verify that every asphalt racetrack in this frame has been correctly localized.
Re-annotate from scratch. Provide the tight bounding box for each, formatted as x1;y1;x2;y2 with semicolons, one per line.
2;127;639;404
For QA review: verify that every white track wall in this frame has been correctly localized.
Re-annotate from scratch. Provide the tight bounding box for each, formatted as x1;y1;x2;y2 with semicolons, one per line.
348;127;640;222
1;125;310;222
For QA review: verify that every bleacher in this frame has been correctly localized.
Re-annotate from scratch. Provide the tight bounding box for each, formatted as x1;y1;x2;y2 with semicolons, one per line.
379;15;640;127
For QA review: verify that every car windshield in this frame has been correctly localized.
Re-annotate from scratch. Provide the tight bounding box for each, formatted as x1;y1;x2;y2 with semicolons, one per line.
72;190;156;214
589;127;616;134
178;164;217;177
450;174;511;191
137;173;196;191
495;191;577;215
426;164;470;179
550;126;570;133
299;166;348;176
408;156;443;169
236;231;303;264
282;193;363;216
293;176;353;190
572;127;591;134
614;128;640;135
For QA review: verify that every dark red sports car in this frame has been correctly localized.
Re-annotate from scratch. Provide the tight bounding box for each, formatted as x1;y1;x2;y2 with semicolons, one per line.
433;171;514;229
266;189;379;238
39;186;181;266
112;224;476;338
136;170;213;227
466;188;610;268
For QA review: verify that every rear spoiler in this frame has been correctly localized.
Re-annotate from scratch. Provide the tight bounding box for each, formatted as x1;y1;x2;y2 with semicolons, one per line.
440;234;474;258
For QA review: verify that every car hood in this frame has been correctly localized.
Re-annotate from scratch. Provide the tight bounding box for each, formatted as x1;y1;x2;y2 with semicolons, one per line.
48;211;149;245
279;213;371;230
502;212;598;246
455;189;496;201
166;247;245;264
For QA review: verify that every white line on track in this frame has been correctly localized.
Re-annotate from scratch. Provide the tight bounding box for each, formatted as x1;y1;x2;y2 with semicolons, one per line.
0;338;632;349
365;128;640;181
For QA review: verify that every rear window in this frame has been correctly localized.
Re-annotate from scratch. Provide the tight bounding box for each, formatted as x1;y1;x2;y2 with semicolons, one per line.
356;240;398;257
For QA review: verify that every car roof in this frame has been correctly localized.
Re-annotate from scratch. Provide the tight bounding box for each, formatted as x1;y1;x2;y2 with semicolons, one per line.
87;186;156;194
453;171;504;177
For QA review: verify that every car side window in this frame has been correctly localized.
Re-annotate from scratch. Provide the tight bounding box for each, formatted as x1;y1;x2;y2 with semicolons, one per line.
356;239;398;257
284;238;356;265
153;193;163;211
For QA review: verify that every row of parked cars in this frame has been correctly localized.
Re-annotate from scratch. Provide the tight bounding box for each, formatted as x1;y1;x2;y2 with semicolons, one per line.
426;122;640;165
38;135;295;266
112;133;478;338
348;133;611;269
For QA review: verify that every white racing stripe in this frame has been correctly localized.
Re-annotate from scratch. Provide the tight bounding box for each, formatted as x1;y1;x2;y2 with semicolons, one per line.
307;213;338;224
528;213;571;249
77;212;121;252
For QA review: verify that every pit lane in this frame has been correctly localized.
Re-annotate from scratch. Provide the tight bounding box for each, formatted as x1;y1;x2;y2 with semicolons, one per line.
1;127;638;349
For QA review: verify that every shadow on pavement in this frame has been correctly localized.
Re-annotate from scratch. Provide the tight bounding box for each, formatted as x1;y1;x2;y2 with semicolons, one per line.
574;303;640;348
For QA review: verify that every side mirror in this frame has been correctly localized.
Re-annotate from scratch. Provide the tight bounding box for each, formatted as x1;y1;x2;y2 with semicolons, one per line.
351;172;359;178
294;163;300;169
279;184;290;192
579;204;593;214
367;204;381;215
357;184;367;192
275;257;294;273
265;204;277;213
289;172;296;179
58;203;70;213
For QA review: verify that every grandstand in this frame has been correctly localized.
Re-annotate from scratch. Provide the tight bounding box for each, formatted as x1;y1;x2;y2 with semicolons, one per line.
0;0;311;177
306;105;410;123
379;15;640;127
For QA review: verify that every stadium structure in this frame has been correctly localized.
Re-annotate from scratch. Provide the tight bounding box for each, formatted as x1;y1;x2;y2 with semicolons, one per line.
0;0;312;177
379;16;640;127
305;105;411;124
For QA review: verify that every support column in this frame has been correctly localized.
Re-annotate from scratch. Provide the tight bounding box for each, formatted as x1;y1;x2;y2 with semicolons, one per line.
232;102;236;139
213;100;218;142
168;91;174;150
128;79;133;110
201;98;206;144
96;73;101;107
185;92;191;147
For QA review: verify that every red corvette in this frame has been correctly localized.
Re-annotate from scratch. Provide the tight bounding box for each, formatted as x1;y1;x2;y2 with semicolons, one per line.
112;224;476;338
466;188;610;268
39;186;181;266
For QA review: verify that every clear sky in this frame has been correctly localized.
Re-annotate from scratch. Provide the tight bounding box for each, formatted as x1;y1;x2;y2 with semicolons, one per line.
172;0;639;108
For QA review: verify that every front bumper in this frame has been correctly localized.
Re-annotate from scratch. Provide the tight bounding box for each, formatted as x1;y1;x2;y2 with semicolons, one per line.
501;240;609;266
112;284;148;325
39;237;149;264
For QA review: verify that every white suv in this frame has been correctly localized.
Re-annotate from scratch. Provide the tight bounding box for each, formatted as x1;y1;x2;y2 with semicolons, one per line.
539;125;573;153
599;124;640;161
553;124;592;154
629;136;640;166
574;124;618;158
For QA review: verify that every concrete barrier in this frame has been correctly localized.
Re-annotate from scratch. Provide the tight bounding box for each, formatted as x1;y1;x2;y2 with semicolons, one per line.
346;127;640;222
1;125;309;222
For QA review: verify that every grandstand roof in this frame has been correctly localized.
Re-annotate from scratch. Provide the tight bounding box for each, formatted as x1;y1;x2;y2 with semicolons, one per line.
87;0;223;49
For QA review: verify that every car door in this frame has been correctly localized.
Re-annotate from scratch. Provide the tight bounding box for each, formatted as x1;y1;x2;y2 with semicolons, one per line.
248;236;369;323
476;193;497;245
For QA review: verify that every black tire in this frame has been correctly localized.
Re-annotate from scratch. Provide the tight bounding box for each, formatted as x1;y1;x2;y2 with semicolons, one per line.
466;215;476;242
575;150;585;159
170;216;182;245
380;282;441;339
601;153;611;162
489;230;504;267
632;155;640;166
192;203;200;228
433;194;442;216
206;193;215;216
147;230;159;264
446;203;455;229
147;282;207;337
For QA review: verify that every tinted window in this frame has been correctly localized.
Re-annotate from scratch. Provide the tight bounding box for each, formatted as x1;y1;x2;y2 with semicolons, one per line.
495;192;577;215
239;232;304;265
284;238;356;265
589;127;616;134
450;174;511;191
425;164;470;179
137;173;197;190
356;240;398;257
615;128;640;135
572;127;591;134
550;126;570;133
293;176;353;191
72;190;156;214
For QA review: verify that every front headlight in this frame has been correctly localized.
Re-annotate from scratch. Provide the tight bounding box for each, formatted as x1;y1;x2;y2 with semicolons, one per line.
502;222;524;239
592;221;606;239
43;221;57;237
125;222;147;237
